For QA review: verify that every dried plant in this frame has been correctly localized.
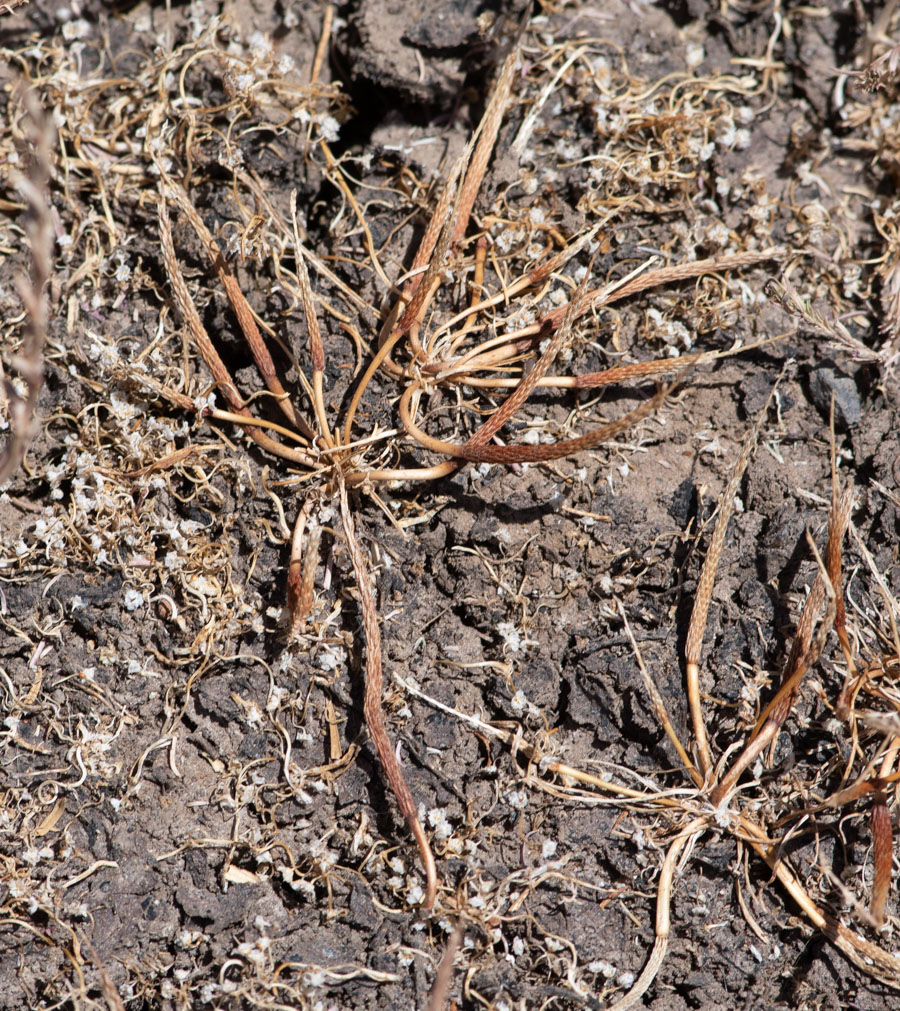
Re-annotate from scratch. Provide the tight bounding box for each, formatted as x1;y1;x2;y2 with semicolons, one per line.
153;26;787;913
130;13;900;1008
146;17;900;1007
2;4;899;1008
766;277;888;366
853;41;900;92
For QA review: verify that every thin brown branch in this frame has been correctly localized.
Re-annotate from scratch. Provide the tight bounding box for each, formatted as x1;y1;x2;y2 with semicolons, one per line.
684;368;783;778
309;3;334;86
1;91;53;484
426;921;463;1011
160;174;310;435
157;193;316;468
338;478;438;908
870;792;892;926
290;191;333;448
287;500;319;640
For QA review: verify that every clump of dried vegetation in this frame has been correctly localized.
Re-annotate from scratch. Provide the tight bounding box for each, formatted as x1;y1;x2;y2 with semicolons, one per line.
1;1;900;1008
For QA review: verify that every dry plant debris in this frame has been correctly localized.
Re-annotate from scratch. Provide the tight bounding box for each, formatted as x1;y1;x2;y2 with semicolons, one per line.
0;1;899;1008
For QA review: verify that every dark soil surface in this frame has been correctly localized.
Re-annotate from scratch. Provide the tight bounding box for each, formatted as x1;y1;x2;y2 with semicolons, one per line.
1;1;900;1009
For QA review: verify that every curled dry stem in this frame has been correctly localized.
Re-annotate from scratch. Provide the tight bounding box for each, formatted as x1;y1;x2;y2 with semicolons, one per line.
607;819;705;1011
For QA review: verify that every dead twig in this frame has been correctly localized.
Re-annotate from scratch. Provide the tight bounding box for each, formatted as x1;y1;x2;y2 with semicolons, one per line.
339;477;437;909
426;921;463;1011
685;366;786;779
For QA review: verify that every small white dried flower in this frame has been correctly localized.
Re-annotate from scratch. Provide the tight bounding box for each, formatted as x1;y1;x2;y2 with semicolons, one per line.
497;622;522;652
685;42;705;69
504;788;528;810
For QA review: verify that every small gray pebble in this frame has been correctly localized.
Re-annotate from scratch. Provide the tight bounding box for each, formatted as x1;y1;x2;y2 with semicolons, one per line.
808;364;861;428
